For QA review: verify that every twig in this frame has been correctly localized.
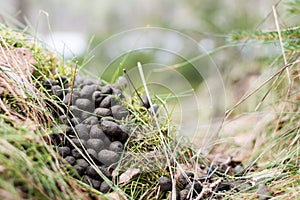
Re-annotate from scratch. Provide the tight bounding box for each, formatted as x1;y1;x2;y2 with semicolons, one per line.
123;68;147;108
66;61;78;119
273;5;291;84
195;178;223;200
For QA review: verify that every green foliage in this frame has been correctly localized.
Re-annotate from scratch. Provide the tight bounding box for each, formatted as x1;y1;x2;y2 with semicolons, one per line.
0;119;85;200
230;27;300;53
285;0;300;15
230;0;300;57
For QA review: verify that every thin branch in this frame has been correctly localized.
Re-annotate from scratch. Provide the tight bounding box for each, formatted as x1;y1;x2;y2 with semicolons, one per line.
273;5;291;84
66;60;78;119
123;68;147;108
225;60;299;120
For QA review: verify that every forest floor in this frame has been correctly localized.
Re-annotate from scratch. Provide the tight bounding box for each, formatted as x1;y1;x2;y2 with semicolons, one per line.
0;23;299;200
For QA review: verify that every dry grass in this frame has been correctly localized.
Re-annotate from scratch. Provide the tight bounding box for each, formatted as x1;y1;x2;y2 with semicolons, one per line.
0;4;300;198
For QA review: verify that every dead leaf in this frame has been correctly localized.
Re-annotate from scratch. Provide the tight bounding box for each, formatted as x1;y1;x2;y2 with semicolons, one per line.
0;47;37;99
0;47;37;77
257;183;272;200
118;168;141;185
208;153;230;164
0;165;5;173
105;192;123;200
175;164;207;180
24;118;38;132
15;48;38;66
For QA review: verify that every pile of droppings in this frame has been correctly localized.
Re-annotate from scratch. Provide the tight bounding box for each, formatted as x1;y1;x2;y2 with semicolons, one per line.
157;160;252;199
46;75;129;193
44;75;260;199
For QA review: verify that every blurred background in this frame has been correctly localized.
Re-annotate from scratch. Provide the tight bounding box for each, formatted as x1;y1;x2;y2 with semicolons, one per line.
1;0;291;146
